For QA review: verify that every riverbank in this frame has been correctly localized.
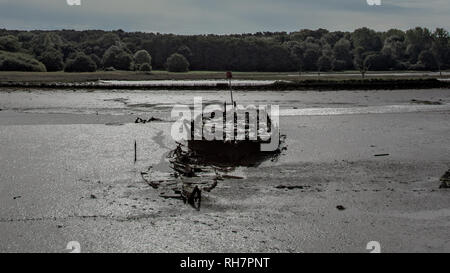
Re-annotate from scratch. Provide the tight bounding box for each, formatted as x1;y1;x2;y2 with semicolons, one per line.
1;70;449;82
1;78;450;91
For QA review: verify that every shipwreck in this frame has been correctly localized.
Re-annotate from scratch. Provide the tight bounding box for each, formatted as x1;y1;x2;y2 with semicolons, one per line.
142;72;286;209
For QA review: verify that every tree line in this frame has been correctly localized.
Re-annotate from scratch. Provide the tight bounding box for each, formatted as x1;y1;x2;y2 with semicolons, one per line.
0;27;448;76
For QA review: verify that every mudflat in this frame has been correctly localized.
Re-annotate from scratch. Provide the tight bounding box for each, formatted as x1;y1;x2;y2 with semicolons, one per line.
0;88;449;252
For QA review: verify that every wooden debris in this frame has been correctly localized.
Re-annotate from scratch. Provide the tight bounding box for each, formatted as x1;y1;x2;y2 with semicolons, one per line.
135;117;163;124
182;185;202;210
440;169;450;189
411;99;443;105
159;194;182;200
140;126;285;210
374;154;390;157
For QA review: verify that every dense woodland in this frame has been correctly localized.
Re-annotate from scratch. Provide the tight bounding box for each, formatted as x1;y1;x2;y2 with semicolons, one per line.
0;27;449;76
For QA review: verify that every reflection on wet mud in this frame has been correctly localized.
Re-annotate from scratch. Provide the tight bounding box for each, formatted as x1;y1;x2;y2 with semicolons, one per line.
140;131;287;210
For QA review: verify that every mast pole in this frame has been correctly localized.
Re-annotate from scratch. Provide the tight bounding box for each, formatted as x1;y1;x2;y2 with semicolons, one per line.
226;71;234;109
229;78;234;108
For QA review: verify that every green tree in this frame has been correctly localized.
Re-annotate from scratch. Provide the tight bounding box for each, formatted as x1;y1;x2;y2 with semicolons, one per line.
286;41;305;76
0;35;21;52
30;33;63;57
0;27;448;73
89;54;102;68
383;29;406;41
333;38;353;70
82;33;122;58
317;55;333;74
320;32;341;48
98;33;121;48
134;49;152;70
102;45;133;70
405;27;433;64
64;53;97;72
418;50;437;70
352;28;382;52
332;60;347;71
17;32;35;51
353;47;370;79
166;53;190;72
431;28;450;77
302;48;321;71
0;51;46;72
382;35;406;60
61;43;79;61
364;54;393;71
139;63;152;72
39;50;64;72
177;45;193;60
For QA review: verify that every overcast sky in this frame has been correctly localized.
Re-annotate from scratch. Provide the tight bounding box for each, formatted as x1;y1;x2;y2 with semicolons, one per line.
0;0;448;34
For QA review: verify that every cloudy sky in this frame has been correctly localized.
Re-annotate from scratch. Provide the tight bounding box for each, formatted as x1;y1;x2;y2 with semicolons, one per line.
0;0;448;34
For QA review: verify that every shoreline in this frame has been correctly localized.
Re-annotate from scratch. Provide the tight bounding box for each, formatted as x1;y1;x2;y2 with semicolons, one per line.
1;78;450;91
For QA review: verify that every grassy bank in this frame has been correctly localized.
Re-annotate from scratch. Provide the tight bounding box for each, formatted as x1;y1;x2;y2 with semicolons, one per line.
0;70;449;83
1;78;449;91
0;71;449;91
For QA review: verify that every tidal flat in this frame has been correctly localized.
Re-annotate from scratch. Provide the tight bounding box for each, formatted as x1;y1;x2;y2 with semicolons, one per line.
0;88;449;252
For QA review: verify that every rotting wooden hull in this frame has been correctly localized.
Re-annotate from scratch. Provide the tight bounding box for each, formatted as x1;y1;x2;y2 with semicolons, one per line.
186;102;280;165
188;140;262;160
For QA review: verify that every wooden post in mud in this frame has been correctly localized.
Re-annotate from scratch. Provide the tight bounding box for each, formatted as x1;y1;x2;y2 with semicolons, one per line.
191;120;195;141
245;112;249;140
257;108;260;140
226;72;234;108
229;78;234;107
134;140;137;164
223;102;227;141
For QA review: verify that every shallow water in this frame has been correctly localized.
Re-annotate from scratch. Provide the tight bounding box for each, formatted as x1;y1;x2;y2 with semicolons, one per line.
1;89;449;118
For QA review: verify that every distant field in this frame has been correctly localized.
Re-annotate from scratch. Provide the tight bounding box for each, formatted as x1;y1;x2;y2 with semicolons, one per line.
0;70;449;83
